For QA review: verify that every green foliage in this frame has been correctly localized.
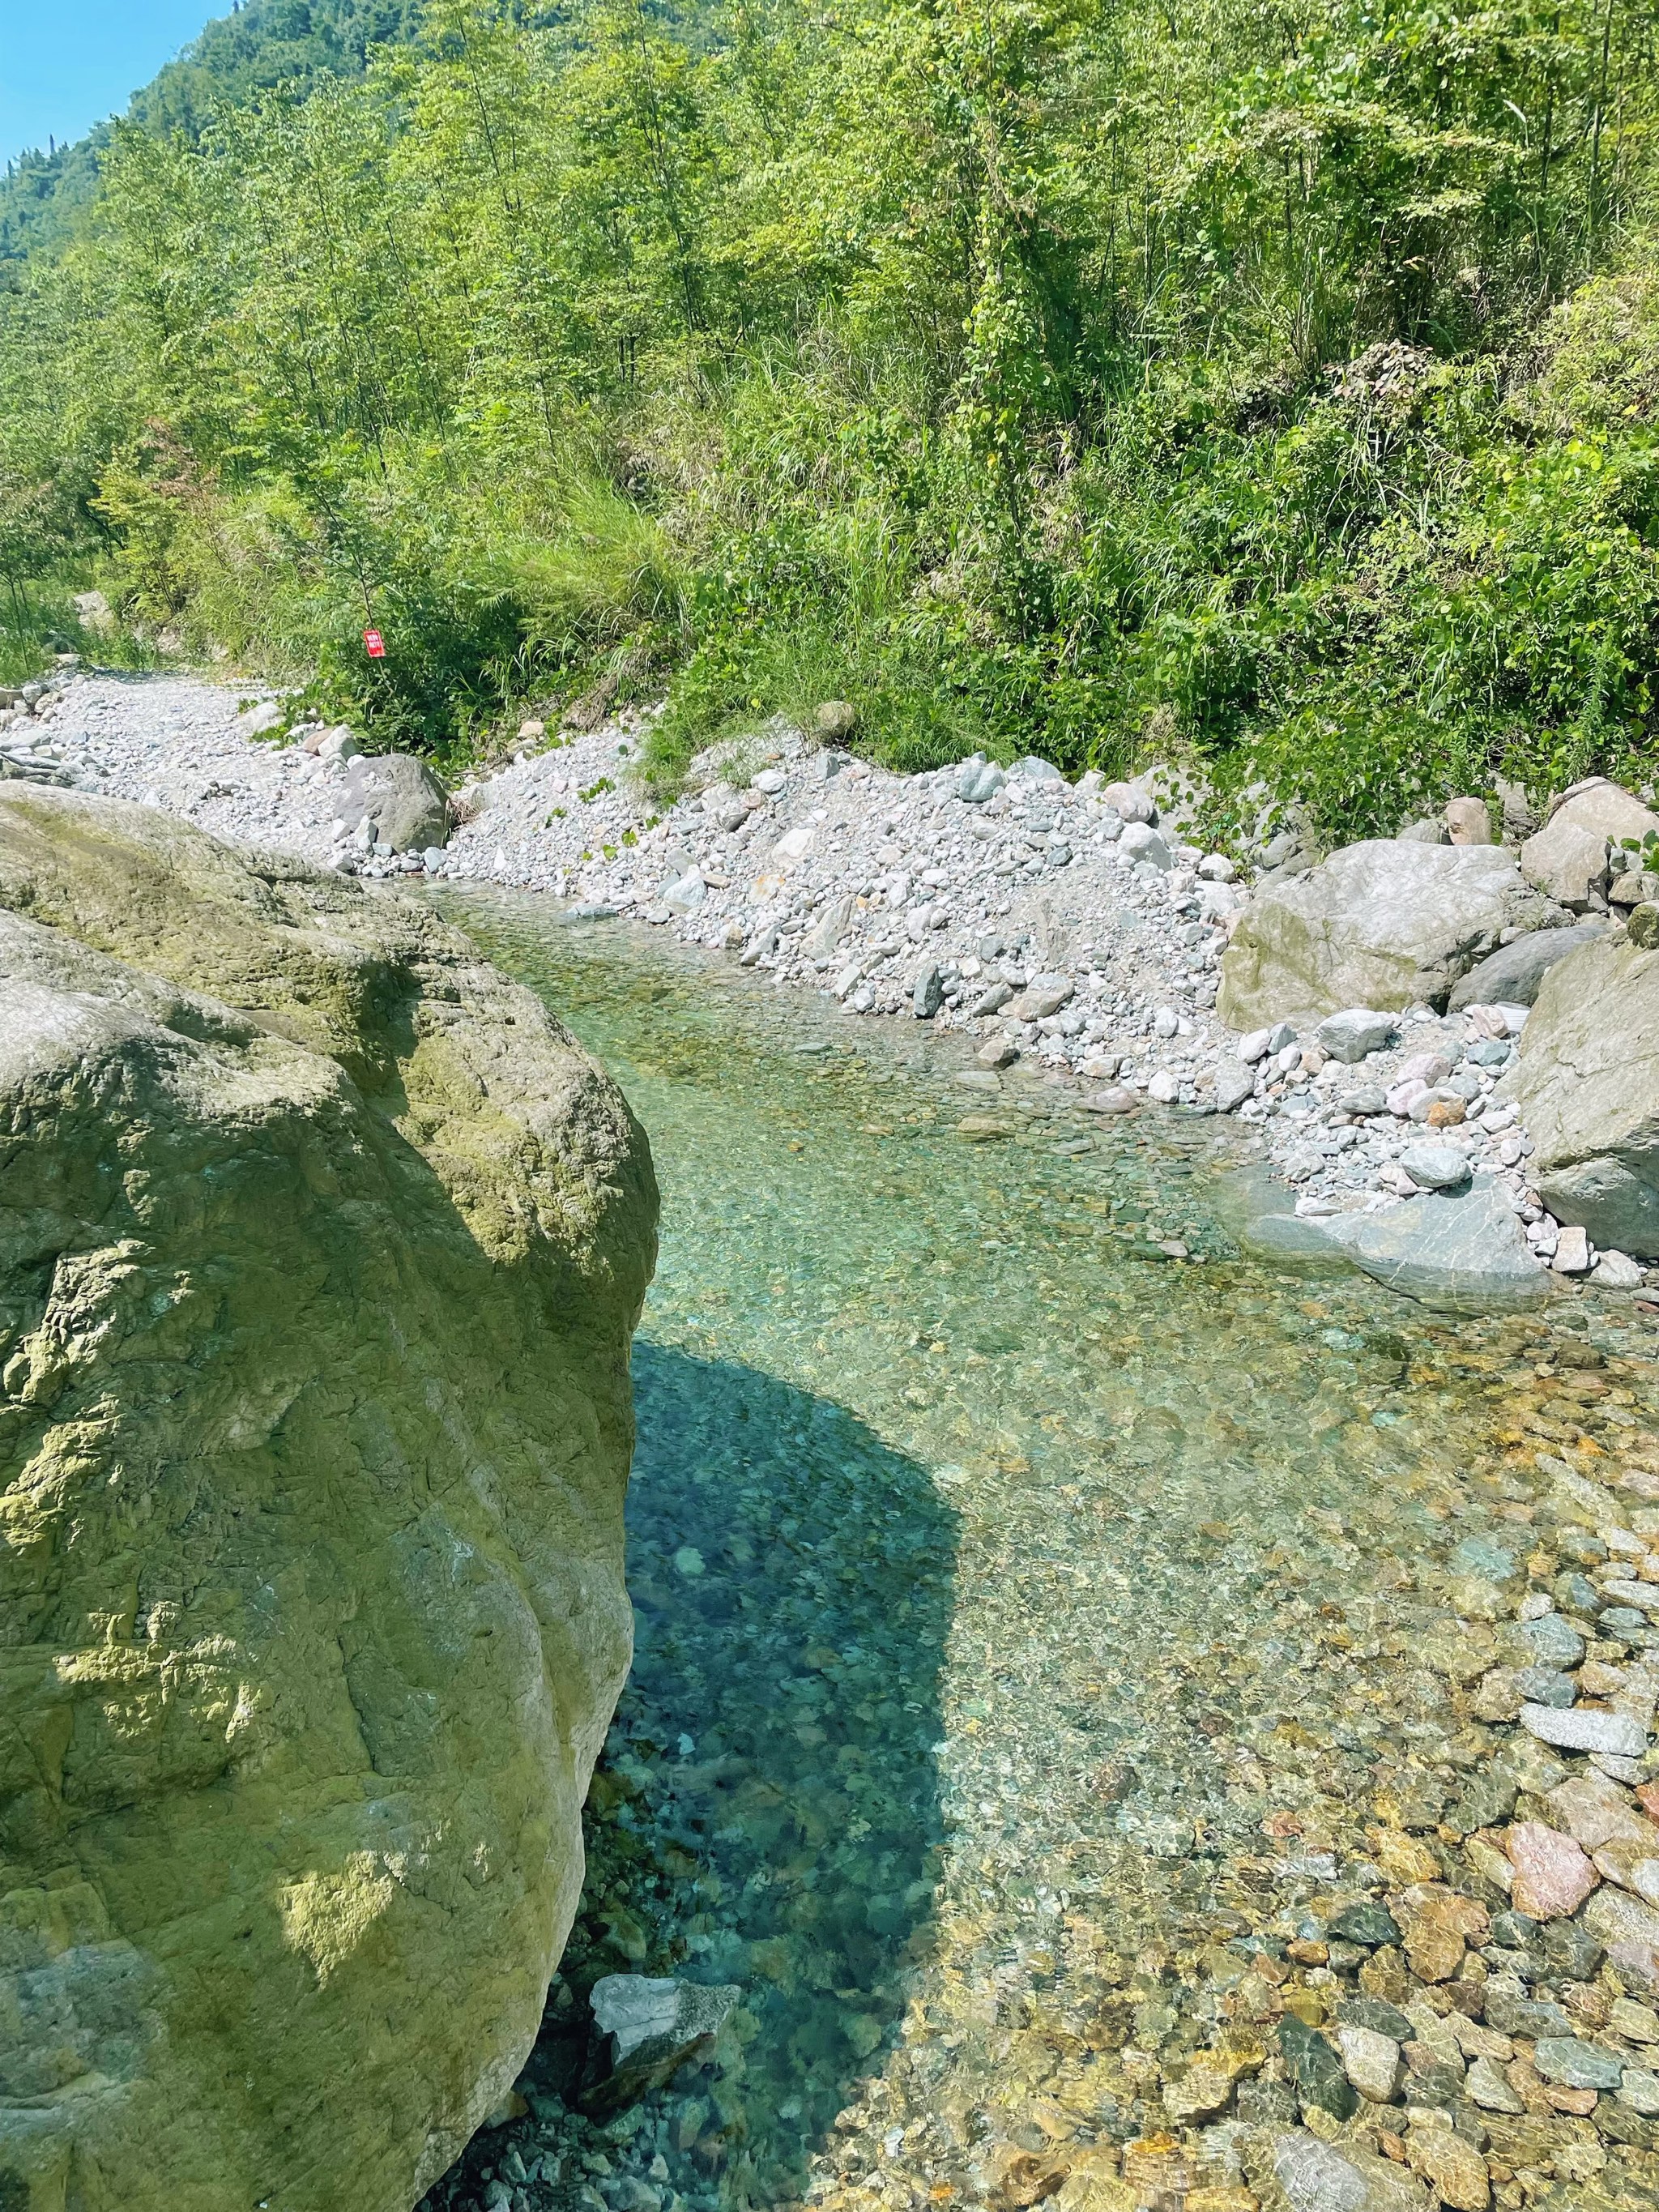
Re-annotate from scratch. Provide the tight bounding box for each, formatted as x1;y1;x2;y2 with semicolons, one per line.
0;0;431;262
1;0;1657;827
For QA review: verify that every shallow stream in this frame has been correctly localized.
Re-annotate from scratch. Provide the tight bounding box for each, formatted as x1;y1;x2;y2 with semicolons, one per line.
425;892;1658;2212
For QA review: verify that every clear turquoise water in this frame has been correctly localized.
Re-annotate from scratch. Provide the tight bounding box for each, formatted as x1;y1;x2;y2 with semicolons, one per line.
426;892;1649;2212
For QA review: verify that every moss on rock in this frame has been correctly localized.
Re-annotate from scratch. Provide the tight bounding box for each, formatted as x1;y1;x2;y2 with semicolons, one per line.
0;789;657;2212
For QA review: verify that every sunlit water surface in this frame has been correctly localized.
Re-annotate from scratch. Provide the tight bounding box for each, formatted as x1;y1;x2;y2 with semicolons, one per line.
426;890;1653;2212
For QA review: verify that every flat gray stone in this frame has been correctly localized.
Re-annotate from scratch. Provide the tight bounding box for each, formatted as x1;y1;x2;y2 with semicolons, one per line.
1466;2054;1526;2112
1448;923;1606;1010
1507;934;1659;1257
1520;1704;1648;1757
1318;1178;1547;1311
1214;1059;1256;1112
1211;1166;1368;1275
1533;2035;1625;2090
1512;1612;1585;1668
1316;1007;1400;1061
1273;2130;1429;2212
586;1975;741;2113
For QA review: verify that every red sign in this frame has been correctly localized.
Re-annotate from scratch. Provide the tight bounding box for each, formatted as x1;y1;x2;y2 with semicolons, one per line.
364;628;386;659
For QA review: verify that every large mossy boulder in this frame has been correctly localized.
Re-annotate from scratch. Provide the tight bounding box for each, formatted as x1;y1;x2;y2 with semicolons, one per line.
1218;839;1551;1029
1504;932;1659;1257
0;790;657;2212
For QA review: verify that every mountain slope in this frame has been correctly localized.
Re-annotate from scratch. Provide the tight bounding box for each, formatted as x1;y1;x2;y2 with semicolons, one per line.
0;0;427;263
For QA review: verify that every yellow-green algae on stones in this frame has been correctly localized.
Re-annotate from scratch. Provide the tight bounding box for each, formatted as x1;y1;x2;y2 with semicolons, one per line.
0;789;657;2212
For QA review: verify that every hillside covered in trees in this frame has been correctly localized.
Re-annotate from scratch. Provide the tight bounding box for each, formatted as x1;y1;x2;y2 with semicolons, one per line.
0;0;429;261
2;0;1657;836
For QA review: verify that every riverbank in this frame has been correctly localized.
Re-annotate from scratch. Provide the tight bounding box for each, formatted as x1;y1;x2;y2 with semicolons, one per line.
7;664;1656;1304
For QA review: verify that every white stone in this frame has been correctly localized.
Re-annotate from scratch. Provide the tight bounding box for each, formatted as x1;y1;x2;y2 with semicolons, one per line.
1338;2024;1405;2103
1552;1224;1591;1274
1595;1249;1644;1289
1120;822;1172;870
1520;1704;1648;1757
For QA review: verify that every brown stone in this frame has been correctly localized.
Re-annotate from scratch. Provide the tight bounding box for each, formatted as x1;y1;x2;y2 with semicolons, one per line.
1359;1945;1412;2005
1426;1098;1467;1127
1397;1884;1489;1984
1544;2083;1599;2116
983;2146;1072;2208
1407;2122;1491;2209
1592;1831;1659;1906
1548;1772;1656;1850
1446;796;1496;846
1375;1830;1441;1884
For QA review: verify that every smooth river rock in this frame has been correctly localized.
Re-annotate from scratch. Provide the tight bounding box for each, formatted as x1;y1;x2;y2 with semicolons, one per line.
1218;839;1549;1028
1504;933;1659;1256
1271;2130;1430;2212
0;789;658;2212
1318;1179;1547;1311
1447;921;1606;1010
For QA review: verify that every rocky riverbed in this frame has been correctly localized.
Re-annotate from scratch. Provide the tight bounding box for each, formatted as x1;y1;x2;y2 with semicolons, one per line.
8;665;1659;2212
408;911;1659;2212
7;664;1657;1306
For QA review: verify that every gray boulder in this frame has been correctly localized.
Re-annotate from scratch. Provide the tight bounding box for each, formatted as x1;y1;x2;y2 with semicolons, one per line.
1520;779;1659;911
1316;1007;1398;1062
1520;816;1613;908
1445;795;1495;844
1399;1143;1471;1190
1546;775;1659;838
1120;822;1171;870
956;756;1005;805
335;753;450;854
1101;780;1156;824
1504;933;1659;1256
1320;1180;1547;1311
1213;1059;1256;1112
1218;839;1549;1028
1447;922;1606;1010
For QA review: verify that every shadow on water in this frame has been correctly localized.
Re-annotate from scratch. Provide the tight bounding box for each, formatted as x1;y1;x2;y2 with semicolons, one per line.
427;1340;956;2212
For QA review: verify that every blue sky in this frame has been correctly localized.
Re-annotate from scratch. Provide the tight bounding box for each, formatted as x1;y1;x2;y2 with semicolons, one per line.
0;2;219;168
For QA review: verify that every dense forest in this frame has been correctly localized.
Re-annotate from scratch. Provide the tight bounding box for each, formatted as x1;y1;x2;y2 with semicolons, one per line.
2;0;1657;835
